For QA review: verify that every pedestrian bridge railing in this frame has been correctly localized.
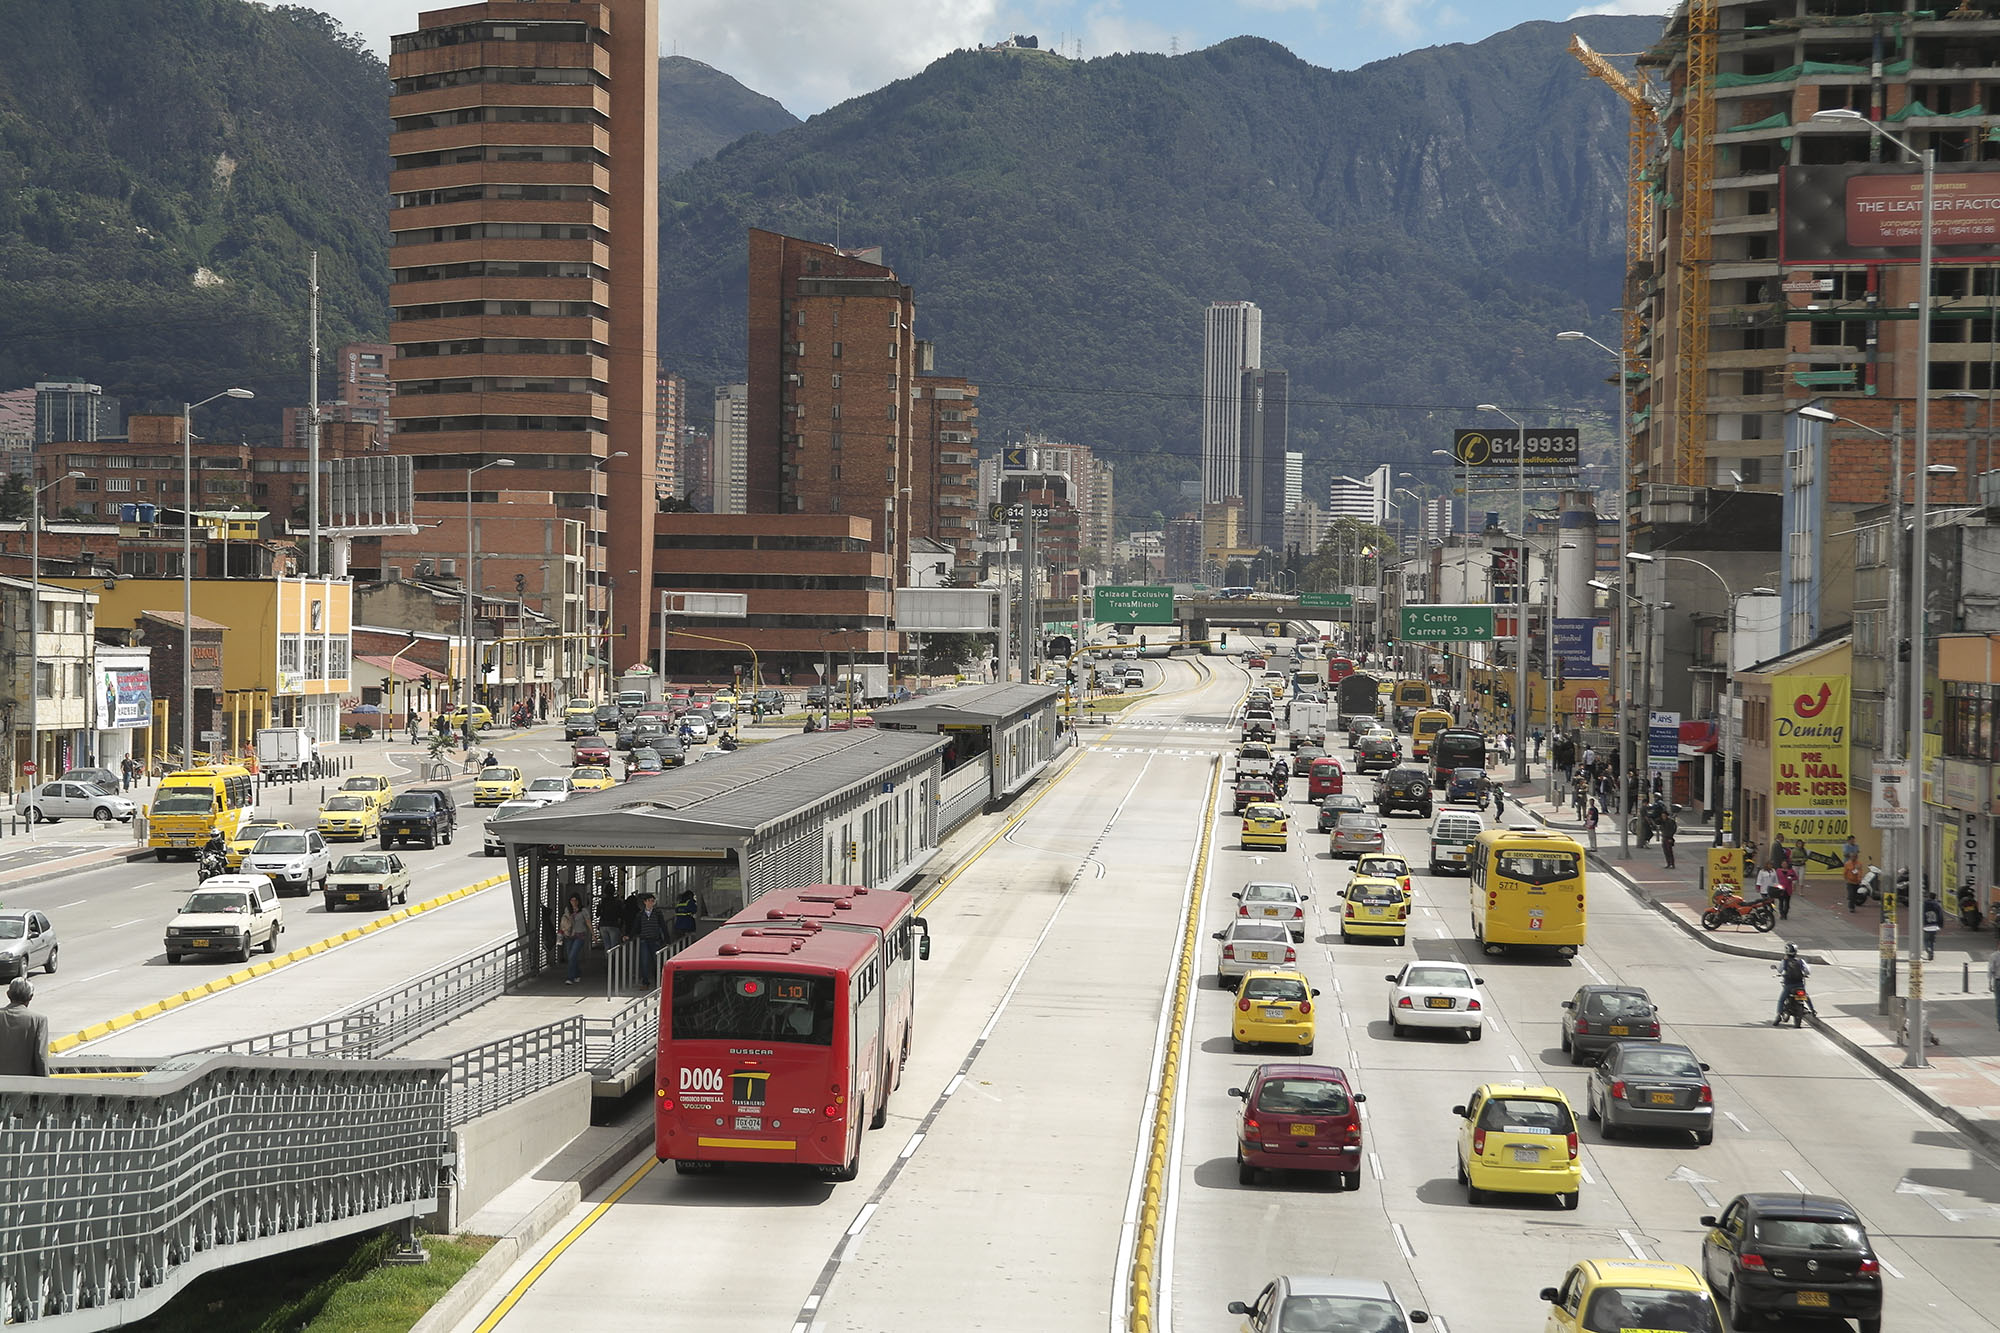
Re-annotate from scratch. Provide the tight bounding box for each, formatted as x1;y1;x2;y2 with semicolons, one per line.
0;1054;447;1331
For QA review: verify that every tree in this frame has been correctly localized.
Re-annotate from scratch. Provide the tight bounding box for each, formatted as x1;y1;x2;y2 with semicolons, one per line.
0;476;26;523
1302;519;1396;592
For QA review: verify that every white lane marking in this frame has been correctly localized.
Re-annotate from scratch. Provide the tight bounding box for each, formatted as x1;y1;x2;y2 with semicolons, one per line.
1330;976;1342;994
1506;1052;1524;1073
1579;956;1607;983
899;1133;924;1159
944;1074;964;1098
1619;1229;1650;1260
1581;1163;1596;1185
1723;1111;1750;1134
1878;1257;1903;1280
1340;1012;1351;1028
128;880;158;889
1781;1169;1808;1193
67;968;118;985
1392;1222;1416;1261
52;899;85;910
1433;926;1447;938
1369;1151;1384;1181
1670;1165;1721;1210
845;1203;877;1238
111;917;145;929
803;1295;821;1311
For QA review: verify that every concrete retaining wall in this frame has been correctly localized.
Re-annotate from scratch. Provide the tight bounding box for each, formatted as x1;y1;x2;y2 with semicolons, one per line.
435;1071;592;1229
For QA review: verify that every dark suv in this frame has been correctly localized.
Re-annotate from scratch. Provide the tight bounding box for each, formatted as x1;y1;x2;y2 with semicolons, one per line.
1354;733;1401;774
1375;767;1434;818
381;788;457;850
1700;1194;1882;1332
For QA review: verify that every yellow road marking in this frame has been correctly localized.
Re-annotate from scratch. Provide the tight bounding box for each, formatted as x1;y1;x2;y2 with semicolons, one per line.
469;1157;660;1333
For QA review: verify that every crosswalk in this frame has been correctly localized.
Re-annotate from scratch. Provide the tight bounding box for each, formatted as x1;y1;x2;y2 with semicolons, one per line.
1090;747;1224;757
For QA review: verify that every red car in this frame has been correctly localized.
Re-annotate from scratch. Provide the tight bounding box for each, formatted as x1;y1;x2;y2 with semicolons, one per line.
572;742;611;767
1247;655;1267;669
1232;776;1277;813
1307;756;1346;800
1229;1062;1366;1189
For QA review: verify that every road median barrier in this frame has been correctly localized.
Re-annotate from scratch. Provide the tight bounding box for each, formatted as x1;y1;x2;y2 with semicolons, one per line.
50;871;510;1054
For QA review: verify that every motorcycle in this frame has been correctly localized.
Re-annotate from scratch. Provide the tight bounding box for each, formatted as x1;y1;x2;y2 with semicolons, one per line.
1849;864;1882;913
195;846;229;883
1781;987;1812;1028
1701;887;1777;933
717;734;740;752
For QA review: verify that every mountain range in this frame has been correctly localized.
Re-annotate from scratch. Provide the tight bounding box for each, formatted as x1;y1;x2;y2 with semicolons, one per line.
0;1;1663;529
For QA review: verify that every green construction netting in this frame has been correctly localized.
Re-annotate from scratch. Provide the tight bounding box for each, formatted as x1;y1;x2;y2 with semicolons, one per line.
1730;112;1793;133
1713;58;1908;89
1888;100;1935;121
1671;126;1684;150
1794;370;1860;388
1631;406;1652;428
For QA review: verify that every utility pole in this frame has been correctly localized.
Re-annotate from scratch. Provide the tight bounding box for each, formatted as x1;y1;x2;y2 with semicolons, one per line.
307;250;320;577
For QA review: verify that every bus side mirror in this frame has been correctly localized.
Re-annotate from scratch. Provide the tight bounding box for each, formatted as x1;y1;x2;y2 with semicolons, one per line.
914;917;931;960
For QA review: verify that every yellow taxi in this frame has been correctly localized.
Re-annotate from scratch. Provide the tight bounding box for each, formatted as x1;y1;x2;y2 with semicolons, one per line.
226;819;293;870
1231;968;1319;1054
316;795;382;841
1453;1083;1582;1209
442;704;494;730
1240;801;1289;851
569;765;615;792
473;765;525;806
1352;852;1414;898
335;773;394;812
1538;1259;1722;1333
1338;876;1409;945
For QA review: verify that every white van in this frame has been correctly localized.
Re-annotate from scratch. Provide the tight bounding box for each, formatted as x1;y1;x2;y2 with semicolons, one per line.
1428;808;1486;875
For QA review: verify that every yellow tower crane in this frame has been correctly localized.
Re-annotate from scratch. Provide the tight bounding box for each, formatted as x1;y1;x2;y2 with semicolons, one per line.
1671;0;1719;486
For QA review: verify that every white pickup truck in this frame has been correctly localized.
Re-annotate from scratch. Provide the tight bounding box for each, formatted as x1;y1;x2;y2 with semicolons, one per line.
1236;742;1276;780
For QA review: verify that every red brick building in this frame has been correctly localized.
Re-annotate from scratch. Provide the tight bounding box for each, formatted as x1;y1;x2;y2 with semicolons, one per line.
387;0;659;674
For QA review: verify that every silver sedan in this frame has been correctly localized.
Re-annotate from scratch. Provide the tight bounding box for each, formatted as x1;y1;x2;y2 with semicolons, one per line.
14;780;137;824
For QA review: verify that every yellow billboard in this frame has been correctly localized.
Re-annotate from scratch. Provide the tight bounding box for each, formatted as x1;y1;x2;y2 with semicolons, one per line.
1771;673;1851;873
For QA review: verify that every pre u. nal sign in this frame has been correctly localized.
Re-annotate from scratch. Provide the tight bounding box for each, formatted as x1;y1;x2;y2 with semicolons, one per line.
1449;428;1580;467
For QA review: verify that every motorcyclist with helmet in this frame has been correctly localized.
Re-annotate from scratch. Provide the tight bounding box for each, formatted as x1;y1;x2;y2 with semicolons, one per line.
1774;943;1813;1025
196;832;228;883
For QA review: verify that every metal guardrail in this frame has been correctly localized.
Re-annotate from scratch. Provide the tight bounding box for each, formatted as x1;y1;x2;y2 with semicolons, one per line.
583;992;659;1076
0;1055;447;1331
196;1014;382;1060
352;935;530;1052
446;1017;585;1125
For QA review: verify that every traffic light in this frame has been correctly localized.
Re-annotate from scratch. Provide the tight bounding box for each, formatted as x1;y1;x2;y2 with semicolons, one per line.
1553;656;1566;692
1139;635;1147;649
1219;630;1228;648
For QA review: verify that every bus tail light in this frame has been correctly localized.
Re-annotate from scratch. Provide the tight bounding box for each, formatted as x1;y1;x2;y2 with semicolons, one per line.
1488;891;1499;909
824;1104;842;1118
658;1095;675;1111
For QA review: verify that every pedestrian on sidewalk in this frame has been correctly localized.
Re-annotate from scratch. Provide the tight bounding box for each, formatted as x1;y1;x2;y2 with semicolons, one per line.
1585;801;1600;851
636;892;670;987
558;892;593;985
0;978;50;1077
1774;863;1797;920
1531;727;1544;762
1922;891;1944;961
1660;808;1678;869
1754;861;1779;906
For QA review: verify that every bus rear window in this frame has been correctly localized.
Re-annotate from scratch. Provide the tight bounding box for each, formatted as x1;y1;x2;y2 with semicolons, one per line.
671;970;835;1045
1495;851;1581;886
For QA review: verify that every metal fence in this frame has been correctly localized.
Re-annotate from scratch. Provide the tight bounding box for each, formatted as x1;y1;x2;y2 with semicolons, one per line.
939;757;992;831
0;1055;447;1331
352;935;531;1051
583;992;660;1077
445;1018;585;1125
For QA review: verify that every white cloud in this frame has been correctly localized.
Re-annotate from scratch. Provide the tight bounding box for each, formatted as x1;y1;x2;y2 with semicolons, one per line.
665;0;1002;115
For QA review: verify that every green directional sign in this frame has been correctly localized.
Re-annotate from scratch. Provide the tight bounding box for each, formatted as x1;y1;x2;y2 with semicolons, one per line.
1299;592;1354;609
1400;605;1495;641
1093;584;1175;625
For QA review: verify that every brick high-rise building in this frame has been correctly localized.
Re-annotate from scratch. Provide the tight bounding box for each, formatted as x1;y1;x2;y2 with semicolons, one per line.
283;341;396;449
387;1;659;674
745;228;917;568
910;374;979;568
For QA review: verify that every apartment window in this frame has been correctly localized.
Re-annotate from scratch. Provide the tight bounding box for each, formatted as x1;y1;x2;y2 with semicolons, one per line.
888;342;897;359
330;638;350;679
1739;457;1763;485
73;477;98;492
279;634;301;673
830;373;841;388
831;433;843;451
831;341;842;358
71;663;87;699
831;403;841;420
104;477;132;492
304;638;326;680
34;662;53;699
886;402;897;420
831;464;842;481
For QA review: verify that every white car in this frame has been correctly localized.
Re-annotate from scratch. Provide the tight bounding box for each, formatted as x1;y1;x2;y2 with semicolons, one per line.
324;852;412;912
522;776;572;805
14;780;137;824
680;717;711;742
164;874;284;963
1234;881;1309;942
1121;648;1139;660
1212;919;1297;990
242;829;333;898
484;798;545;856
1386;959;1486;1040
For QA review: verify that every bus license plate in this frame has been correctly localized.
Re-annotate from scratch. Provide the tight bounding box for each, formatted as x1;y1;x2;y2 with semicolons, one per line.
733;1116;761;1131
1796;1292;1829;1308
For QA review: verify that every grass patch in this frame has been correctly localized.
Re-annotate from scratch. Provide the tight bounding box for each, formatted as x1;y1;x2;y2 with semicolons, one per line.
1071;694;1147;716
127;1228;495;1333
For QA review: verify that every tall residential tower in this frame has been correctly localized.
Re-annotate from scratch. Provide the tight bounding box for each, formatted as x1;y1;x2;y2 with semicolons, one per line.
1201;301;1261;503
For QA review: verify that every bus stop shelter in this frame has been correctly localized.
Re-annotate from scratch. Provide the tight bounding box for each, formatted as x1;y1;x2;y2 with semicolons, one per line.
487;729;947;975
871;682;1063;825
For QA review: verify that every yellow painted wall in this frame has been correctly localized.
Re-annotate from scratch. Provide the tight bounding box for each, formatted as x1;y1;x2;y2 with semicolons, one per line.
55;577;352;696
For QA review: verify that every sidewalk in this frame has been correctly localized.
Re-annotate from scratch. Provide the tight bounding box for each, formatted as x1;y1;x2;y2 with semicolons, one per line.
1499;763;2000;1158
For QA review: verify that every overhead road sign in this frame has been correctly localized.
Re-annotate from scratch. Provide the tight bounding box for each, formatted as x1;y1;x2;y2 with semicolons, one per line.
1093;585;1175;625
1399;605;1495;641
1299;592;1354;608
1449;427;1581;467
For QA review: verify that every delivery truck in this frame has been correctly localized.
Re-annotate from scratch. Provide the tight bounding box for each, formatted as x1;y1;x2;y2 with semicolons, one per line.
255;727;318;780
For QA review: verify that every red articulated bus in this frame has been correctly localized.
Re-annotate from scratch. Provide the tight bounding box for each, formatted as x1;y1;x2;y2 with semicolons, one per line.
656;883;930;1181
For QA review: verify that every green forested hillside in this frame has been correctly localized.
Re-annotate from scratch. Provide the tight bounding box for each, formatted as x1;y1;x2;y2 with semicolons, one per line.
659;18;1662;525
0;0;387;439
659;56;798;175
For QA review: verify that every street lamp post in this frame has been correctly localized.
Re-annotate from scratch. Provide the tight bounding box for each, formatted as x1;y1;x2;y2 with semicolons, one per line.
1558;329;1633;851
1479;403;1531;785
1811;107;1935;1066
463;459;515;742
181;388;254;765
25;470;85;790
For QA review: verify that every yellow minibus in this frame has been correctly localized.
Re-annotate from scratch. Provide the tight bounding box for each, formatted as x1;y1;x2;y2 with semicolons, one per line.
1469;828;1587;957
148;764;257;856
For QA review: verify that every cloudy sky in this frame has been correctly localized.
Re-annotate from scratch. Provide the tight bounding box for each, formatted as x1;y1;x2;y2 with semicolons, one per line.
318;0;1676;116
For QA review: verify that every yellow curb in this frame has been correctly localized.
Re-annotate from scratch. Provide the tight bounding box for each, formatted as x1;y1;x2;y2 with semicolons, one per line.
51;871;510;1053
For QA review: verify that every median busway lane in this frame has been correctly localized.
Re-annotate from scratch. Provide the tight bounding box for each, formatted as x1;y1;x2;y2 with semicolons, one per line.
1164;761;2000;1330
438;656;1237;1333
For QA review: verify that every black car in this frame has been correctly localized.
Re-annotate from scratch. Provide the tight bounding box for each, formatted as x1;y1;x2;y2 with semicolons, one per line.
1375;767;1434;818
1588;1041;1713;1144
1561;985;1660;1065
1317;794;1364;832
1354;733;1401;774
594;703;621;728
380;788;457;850
1699;1194;1882;1332
806;685;832;706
